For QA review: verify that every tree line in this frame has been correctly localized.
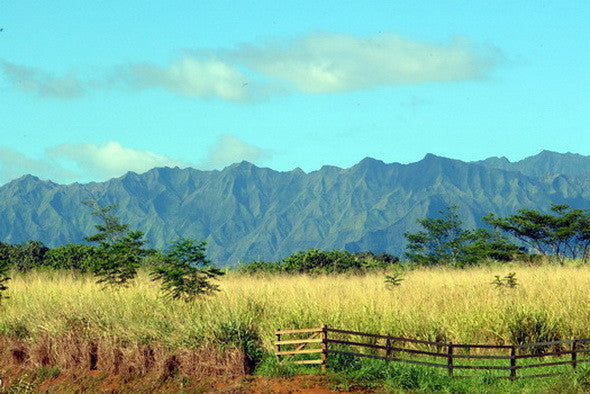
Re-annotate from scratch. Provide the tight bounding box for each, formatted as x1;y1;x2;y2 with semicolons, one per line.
239;204;590;273
0;201;224;303
405;204;590;267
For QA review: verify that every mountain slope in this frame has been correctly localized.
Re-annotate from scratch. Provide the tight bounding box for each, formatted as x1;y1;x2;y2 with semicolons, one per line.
1;151;590;265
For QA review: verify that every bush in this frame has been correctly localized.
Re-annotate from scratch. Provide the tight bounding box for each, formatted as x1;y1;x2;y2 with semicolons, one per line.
4;241;49;272
237;249;399;275
282;249;361;274
44;243;99;272
236;260;283;275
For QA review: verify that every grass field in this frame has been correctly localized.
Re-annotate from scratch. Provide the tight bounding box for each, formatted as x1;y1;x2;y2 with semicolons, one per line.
2;263;590;391
3;264;590;346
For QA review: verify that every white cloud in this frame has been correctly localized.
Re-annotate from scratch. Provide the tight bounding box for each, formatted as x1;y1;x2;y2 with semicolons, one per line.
47;141;190;180
0;137;271;185
0;142;191;185
119;57;262;102
130;32;500;98
0;146;77;184
202;134;271;169
0;59;85;99
227;32;501;93
1;31;502;101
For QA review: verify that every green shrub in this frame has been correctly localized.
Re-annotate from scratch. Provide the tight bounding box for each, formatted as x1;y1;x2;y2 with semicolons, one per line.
236;260;283;275
44;243;99;272
240;249;400;275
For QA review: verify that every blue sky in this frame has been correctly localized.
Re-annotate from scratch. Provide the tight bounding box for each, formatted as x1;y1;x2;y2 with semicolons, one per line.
1;1;588;184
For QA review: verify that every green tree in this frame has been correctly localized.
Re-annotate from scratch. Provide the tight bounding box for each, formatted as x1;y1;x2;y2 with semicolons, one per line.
462;228;523;264
404;206;469;265
84;201;146;286
151;239;224;302
404;206;521;266
485;205;590;263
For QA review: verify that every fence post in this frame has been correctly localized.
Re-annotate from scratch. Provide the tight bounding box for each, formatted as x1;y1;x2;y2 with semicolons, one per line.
275;329;281;363
321;325;328;372
447;342;454;377
385;335;392;360
572;340;578;370
510;346;517;380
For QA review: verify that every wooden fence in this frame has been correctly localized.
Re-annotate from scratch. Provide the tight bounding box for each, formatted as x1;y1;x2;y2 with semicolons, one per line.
274;326;590;379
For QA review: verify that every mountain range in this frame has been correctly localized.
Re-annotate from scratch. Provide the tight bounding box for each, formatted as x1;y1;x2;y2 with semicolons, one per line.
1;150;590;265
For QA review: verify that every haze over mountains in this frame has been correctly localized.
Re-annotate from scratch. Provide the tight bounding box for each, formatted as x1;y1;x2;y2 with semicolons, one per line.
1;150;590;265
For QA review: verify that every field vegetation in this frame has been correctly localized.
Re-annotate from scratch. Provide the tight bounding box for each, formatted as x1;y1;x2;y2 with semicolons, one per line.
1;263;590;391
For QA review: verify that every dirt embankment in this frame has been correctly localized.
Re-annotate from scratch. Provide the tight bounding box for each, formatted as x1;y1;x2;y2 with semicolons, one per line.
0;333;371;392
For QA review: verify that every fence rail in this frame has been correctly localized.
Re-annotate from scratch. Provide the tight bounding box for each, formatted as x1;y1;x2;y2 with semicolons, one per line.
274;326;590;379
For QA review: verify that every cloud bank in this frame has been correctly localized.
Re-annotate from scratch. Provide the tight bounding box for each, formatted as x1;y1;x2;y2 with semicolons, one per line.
0;146;76;183
46;142;190;180
0;60;85;99
1;32;502;101
227;32;500;93
0;137;271;184
119;57;256;102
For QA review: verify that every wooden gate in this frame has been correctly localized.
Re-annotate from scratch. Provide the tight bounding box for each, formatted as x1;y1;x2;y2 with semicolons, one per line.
274;326;328;371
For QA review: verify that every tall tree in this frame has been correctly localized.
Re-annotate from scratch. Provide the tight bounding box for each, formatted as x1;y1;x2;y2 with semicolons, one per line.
404;206;521;266
485;205;590;263
151;239;223;302
84;201;146;287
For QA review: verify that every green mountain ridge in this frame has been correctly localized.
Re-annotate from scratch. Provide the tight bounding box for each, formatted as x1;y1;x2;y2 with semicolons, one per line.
1;151;590;265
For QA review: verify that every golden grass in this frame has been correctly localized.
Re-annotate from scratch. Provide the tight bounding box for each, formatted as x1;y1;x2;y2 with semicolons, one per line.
2;265;590;350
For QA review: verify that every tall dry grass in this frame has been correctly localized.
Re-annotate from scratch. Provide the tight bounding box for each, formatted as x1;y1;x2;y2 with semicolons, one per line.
1;265;590;350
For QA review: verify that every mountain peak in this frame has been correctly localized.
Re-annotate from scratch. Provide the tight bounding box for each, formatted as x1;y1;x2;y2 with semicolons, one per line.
536;150;561;158
9;174;53;187
422;153;445;161
3;174;56;192
476;151;590;179
358;157;385;166
16;174;41;182
419;153;460;164
226;161;257;170
349;157;386;175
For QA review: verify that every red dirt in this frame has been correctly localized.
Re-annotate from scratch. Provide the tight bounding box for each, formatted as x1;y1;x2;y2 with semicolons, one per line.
30;373;373;393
